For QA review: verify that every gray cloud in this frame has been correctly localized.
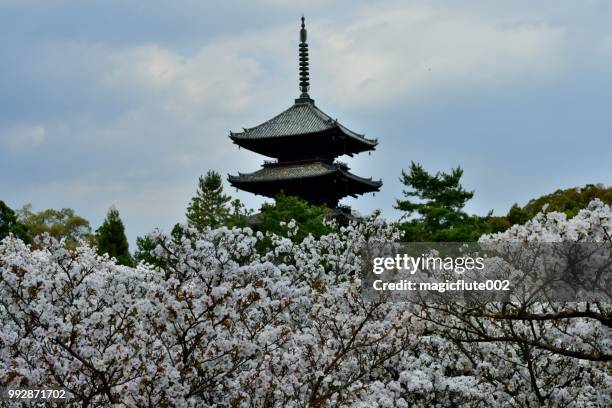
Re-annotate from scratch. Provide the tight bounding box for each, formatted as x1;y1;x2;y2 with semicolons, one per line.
1;0;611;247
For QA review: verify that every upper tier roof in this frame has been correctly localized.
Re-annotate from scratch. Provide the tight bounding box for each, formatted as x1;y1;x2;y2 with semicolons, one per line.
229;100;378;147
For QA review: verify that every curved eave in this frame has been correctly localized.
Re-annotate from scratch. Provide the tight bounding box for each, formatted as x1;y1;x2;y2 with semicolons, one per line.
229;127;377;159
338;168;383;191
228;164;382;191
228;101;377;148
227;169;335;184
230;125;376;148
309;103;377;146
229;128;377;147
335;124;378;147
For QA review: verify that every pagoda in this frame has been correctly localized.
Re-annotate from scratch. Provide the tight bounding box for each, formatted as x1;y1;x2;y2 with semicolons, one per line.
228;17;381;208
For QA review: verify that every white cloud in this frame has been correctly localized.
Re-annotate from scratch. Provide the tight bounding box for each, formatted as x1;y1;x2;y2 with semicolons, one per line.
68;4;565;114
33;2;570;153
312;4;567;107
1;124;46;149
98;39;281;124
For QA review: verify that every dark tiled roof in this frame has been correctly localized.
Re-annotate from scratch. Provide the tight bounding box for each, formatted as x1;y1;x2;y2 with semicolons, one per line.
230;101;377;146
228;161;382;188
229;162;334;182
338;168;383;188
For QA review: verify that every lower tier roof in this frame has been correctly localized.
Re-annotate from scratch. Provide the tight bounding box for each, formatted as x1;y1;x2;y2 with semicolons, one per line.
228;161;382;207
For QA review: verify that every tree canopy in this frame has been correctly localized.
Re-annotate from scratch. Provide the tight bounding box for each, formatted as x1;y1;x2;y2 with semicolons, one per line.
17;204;92;248
258;193;334;243
0;200;30;243
96;206;133;266
490;184;612;233
395;162;481;241
519;183;612;219
186;170;232;230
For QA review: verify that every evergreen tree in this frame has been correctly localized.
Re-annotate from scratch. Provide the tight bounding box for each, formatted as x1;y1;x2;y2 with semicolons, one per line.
186;170;232;230
96;206;133;266
395;162;477;241
0;200;30;243
134;234;169;269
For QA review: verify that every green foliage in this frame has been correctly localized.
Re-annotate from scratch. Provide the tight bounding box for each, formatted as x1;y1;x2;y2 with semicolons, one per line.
96;207;133;267
506;204;531;226
186;171;232;230
0;200;30;243
137;169;251;268
493;184;612;231
18;204;92;248
186;170;251;231
258;193;334;243
134;235;164;268
521;184;612;219
228;198;251;228
170;223;188;243
135;223;190;270
395;162;480;241
394;164;611;240
484;215;512;234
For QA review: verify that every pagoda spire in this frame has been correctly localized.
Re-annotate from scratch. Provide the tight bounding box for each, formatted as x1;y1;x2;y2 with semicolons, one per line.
297;16;312;102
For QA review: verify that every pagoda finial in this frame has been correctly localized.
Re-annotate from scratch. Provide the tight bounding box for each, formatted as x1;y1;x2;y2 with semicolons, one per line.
298;15;311;101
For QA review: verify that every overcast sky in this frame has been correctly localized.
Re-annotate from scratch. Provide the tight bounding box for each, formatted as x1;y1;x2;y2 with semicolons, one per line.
1;0;611;247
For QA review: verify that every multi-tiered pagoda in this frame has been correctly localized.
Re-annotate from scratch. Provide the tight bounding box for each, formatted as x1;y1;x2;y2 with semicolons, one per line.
228;17;381;208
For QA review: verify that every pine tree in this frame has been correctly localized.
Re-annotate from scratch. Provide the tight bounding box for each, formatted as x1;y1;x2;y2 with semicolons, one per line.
186;170;232;230
96;206;133;266
395;162;476;241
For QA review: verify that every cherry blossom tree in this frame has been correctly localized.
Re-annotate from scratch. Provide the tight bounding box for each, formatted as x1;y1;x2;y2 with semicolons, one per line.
0;202;610;406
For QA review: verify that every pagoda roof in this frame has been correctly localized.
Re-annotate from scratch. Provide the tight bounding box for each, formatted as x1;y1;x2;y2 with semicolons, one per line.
228;161;382;188
229;101;378;147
